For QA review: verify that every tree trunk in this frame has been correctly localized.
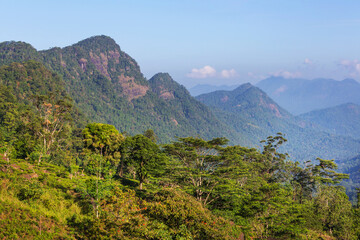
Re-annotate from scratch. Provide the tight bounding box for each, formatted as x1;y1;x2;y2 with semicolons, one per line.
96;204;99;219
119;157;124;177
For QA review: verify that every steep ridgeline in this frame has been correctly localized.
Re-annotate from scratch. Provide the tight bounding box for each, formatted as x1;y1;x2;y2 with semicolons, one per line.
299;103;360;140
196;83;360;162
148;73;239;141
188;84;239;96
256;77;360;115
0;36;235;142
197;83;292;144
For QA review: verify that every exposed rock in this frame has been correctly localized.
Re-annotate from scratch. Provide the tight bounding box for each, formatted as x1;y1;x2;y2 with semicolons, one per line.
118;74;148;101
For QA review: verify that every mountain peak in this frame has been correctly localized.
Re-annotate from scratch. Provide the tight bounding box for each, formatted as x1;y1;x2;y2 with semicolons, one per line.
342;78;358;84
150;72;172;81
73;35;120;51
149;73;189;101
299;102;360;139
0;41;40;66
188;84;239;96
77;35;116;44
0;40;34;48
196;82;290;119
232;82;253;93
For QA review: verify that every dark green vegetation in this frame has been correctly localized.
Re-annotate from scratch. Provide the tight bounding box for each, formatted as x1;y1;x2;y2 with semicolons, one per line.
256;76;360;115
196;84;360;162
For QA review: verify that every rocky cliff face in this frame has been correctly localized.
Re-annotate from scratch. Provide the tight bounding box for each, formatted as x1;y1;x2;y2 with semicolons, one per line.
40;35;149;102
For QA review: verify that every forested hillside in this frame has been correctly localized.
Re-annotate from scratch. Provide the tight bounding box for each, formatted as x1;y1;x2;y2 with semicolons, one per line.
299;103;360;140
1;61;360;239
0;36;236;143
196;84;360;162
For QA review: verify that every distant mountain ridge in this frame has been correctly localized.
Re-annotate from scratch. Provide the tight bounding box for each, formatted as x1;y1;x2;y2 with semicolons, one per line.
299;103;360;140
196;83;360;162
256;76;360;115
188;84;239;96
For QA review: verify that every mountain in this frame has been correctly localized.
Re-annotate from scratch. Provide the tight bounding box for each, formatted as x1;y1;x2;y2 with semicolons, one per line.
146;73;239;141
299;103;360;140
0;36;236;142
256;76;360;115
1;36;359;162
196;83;360;162
188;84;239;96
196;83;292;144
1;37;360;239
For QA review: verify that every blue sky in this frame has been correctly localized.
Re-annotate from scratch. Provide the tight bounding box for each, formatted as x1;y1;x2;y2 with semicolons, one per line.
1;0;360;87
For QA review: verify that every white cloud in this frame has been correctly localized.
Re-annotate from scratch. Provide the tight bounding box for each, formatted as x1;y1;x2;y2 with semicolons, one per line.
303;58;313;65
356;64;360;72
187;65;216;79
247;72;266;80
274;85;287;94
271;70;301;79
339;59;360;76
339;59;355;67
220;69;237;78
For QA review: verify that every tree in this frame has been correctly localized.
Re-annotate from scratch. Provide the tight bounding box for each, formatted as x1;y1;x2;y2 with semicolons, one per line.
210;137;308;239
77;154;113;219
143;129;158;143
164;137;228;206
32;93;73;164
0;86;19;163
82;123;124;218
289;161;314;203
260;132;289;183
312;158;349;185
82;123;124;157
82;123;124;177
313;186;354;239
126;134;164;190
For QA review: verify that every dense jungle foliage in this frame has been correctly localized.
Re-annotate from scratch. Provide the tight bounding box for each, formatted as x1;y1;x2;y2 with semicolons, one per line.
1;61;360;239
